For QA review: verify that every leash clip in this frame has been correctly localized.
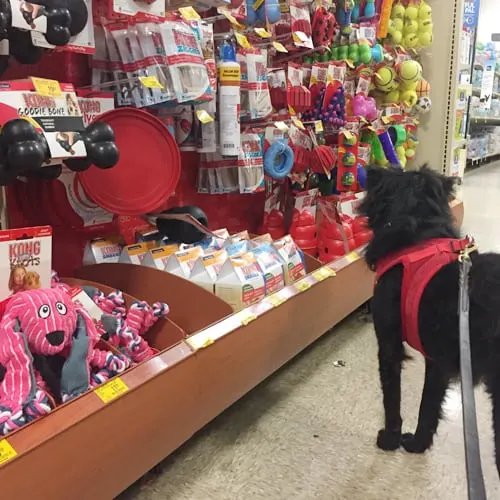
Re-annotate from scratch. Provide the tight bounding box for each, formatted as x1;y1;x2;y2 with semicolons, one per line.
458;237;478;263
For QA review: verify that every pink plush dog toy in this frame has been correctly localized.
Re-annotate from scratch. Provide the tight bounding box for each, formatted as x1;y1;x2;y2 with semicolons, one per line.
0;287;130;435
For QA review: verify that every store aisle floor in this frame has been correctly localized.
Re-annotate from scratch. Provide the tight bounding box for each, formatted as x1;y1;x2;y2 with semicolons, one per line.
120;163;500;500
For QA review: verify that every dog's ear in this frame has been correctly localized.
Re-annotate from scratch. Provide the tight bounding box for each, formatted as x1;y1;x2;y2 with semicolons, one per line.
365;165;389;190
419;164;457;198
442;175;457;198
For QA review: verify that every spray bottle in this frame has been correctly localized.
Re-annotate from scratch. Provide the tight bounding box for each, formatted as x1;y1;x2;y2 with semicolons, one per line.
218;41;241;156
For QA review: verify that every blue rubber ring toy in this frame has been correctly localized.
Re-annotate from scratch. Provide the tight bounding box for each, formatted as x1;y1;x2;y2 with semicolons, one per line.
264;139;294;180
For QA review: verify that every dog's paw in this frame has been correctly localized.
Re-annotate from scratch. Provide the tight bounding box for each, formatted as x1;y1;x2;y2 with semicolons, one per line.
401;433;431;453
376;428;401;451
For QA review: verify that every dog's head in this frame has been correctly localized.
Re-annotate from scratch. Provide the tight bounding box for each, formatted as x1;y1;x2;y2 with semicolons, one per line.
23;271;41;290
359;165;458;267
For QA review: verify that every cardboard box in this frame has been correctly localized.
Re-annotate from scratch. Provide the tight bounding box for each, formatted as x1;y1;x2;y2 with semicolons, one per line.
190;249;228;293
165;247;204;279
83;237;123;266
142;244;179;270
215;252;265;311
273;235;306;285
252;244;285;295
119;243;149;265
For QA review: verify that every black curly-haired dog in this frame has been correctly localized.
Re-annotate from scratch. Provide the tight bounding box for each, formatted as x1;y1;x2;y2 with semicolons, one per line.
360;165;500;475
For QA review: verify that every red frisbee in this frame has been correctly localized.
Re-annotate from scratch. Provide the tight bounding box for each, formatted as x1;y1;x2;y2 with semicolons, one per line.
78;108;181;216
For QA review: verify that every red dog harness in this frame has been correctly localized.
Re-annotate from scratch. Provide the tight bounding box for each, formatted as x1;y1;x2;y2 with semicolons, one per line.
375;238;470;356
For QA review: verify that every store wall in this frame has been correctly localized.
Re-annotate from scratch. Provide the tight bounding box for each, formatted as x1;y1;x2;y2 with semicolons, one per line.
477;0;499;44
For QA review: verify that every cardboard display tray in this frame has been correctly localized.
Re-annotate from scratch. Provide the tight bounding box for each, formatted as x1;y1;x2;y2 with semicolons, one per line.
0;200;464;499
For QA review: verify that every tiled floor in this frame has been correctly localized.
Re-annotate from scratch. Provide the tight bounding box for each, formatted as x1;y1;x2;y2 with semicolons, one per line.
120;163;500;499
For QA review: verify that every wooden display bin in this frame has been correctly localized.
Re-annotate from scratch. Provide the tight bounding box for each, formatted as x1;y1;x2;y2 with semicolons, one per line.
0;201;464;499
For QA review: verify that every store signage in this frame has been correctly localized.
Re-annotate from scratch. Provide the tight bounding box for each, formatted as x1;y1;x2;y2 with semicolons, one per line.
463;0;480;29
480;56;496;110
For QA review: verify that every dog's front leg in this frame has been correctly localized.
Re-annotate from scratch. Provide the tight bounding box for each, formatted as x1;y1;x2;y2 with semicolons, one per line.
401;360;449;453
376;341;404;451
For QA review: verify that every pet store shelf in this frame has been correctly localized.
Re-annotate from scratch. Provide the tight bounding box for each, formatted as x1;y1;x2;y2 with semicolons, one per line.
0;200;464;500
467;152;500;167
470;117;500;127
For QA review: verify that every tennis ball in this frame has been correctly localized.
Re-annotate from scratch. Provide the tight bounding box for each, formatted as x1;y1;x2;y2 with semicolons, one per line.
399;80;418;91
404;19;419;34
390;30;403;45
375;66;398;92
419;20;433;33
391;3;405;19
419;32;433;47
392;18;404;32
384;90;400;104
399;60;422;84
418;1;432;21
416;78;431;97
343;151;357;166
400;89;418;107
406;148;416;159
405;5;419;21
343;135;357;147
403;33;419;48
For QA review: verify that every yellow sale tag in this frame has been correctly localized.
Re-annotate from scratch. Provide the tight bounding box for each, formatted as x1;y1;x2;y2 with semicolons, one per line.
345;59;355;69
273;41;288;53
31;77;61;97
219;10;246;30
293;31;309;43
288;104;296;116
312;267;336;281
314;120;324;133
139;76;164;89
196;109;214;124
267;294;286;307
95;377;129;403
344;131;354;140
254;27;271;38
294;280;311;292
292;118;305;130
274;121;289;131
381;116;391;124
239;310;257;326
253;0;265;10
234;32;252;49
178;6;200;20
0;439;17;465
345;251;359;263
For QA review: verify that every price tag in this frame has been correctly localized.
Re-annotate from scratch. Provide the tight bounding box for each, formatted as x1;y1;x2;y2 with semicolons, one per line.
254;27;271;38
267;294;287;307
239;310;257;325
274;121;289;131
139;76;164;89
219;10;246;30
94;377;129;403
292;118;305;130
293;31;309;43
178;6;200;20
345;251;359;263
312;266;336;281
253;0;265;10
234;32;252;49
273;41;288;53
314;120;324;133
343;131;355;141
294;280;311;292
196;109;214;124
0;439;17;465
288;104;296;116
31;77;62;97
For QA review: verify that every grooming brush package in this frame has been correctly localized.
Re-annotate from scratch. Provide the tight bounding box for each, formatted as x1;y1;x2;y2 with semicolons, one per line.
82;237;123;265
214;251;265;311
0;81;87;162
119;242;149;264
252;243;285;296
238;133;265;194
0;226;52;302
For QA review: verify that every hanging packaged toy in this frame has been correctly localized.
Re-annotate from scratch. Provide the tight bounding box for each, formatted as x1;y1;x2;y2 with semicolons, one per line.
337;130;359;192
160;20;211;103
246;48;272;120
239;132;265;193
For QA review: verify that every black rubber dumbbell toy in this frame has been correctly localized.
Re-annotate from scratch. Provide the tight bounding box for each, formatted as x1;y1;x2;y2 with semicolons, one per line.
19;0;72;46
156;206;209;244
64;122;119;172
8;28;44;64
0;119;49;176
